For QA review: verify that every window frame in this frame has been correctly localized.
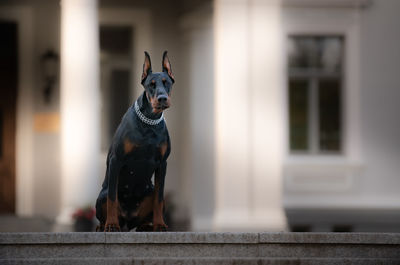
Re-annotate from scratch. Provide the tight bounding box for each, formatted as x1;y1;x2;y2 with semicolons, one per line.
283;6;362;162
287;35;345;155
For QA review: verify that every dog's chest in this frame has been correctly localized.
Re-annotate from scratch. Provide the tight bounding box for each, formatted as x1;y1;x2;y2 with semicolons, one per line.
116;117;169;189
118;144;161;198
126;143;161;170
121;138;168;180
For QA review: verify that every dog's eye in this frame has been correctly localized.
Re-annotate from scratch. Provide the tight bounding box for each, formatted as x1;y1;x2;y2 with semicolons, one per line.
164;80;171;89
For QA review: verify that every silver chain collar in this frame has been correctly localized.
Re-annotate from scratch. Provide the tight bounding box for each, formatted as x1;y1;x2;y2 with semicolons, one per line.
134;101;164;126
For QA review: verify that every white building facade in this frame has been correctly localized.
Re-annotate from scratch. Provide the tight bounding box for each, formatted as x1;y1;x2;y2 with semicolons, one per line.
0;0;399;232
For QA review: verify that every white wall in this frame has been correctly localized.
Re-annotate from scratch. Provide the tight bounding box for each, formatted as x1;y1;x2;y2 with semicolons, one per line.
359;0;400;204
281;0;400;231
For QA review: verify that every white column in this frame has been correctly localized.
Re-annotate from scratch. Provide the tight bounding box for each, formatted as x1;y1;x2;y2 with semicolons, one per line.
58;0;100;224
248;0;287;231
214;0;251;230
214;0;286;231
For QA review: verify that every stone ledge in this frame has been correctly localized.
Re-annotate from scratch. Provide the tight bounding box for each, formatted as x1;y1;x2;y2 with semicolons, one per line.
1;232;400;245
105;232;258;244
1;233;400;262
260;232;400;244
0;232;105;244
2;257;400;265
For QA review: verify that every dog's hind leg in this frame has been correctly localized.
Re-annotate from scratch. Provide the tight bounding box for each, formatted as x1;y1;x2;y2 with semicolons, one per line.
95;189;107;232
104;156;123;232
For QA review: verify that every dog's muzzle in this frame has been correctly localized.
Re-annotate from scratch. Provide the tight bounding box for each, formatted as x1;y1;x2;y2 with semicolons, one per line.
156;95;169;110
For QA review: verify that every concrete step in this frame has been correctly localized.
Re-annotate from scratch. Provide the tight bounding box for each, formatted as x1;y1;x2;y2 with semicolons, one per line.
2;258;400;265
1;232;400;264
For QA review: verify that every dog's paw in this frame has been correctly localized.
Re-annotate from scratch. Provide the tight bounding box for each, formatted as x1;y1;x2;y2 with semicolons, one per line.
104;223;121;232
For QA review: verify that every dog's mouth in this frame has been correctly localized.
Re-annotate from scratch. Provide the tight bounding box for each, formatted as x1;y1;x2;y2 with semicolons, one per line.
152;102;170;113
147;93;171;114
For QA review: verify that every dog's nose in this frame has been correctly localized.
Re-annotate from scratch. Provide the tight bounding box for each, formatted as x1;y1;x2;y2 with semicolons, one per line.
157;95;168;103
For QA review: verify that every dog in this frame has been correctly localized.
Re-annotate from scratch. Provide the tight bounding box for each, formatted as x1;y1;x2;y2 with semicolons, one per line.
95;51;174;232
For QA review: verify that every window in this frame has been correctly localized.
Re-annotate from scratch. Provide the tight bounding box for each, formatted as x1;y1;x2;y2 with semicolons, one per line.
99;25;133;151
288;35;343;154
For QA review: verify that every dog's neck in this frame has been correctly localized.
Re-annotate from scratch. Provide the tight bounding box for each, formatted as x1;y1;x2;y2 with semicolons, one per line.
136;91;163;120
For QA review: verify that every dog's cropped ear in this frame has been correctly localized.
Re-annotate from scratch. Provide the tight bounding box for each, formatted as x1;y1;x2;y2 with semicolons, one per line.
141;51;152;84
162;51;175;83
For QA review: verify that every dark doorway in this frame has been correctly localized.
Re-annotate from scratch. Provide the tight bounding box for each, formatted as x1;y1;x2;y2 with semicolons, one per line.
0;21;18;213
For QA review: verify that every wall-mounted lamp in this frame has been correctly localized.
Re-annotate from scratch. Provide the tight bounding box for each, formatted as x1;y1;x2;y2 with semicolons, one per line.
41;49;59;104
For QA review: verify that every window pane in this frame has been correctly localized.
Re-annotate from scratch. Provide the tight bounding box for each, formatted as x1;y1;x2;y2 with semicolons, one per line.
288;37;319;69
289;79;309;151
319;79;341;152
321;37;343;72
288;36;343;72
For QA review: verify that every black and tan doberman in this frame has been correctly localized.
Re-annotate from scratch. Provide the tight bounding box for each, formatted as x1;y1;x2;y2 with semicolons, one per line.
95;51;174;232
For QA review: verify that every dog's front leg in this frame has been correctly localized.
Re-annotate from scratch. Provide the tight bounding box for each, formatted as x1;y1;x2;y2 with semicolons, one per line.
105;156;122;232
153;161;167;231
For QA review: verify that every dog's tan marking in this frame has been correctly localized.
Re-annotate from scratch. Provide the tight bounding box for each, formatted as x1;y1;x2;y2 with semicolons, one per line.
153;200;165;231
124;139;136;154
153;180;167;231
105;198;120;231
150;96;164;114
159;142;168;159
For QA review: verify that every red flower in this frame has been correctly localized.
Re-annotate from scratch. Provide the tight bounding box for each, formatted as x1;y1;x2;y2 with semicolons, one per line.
72;207;96;220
